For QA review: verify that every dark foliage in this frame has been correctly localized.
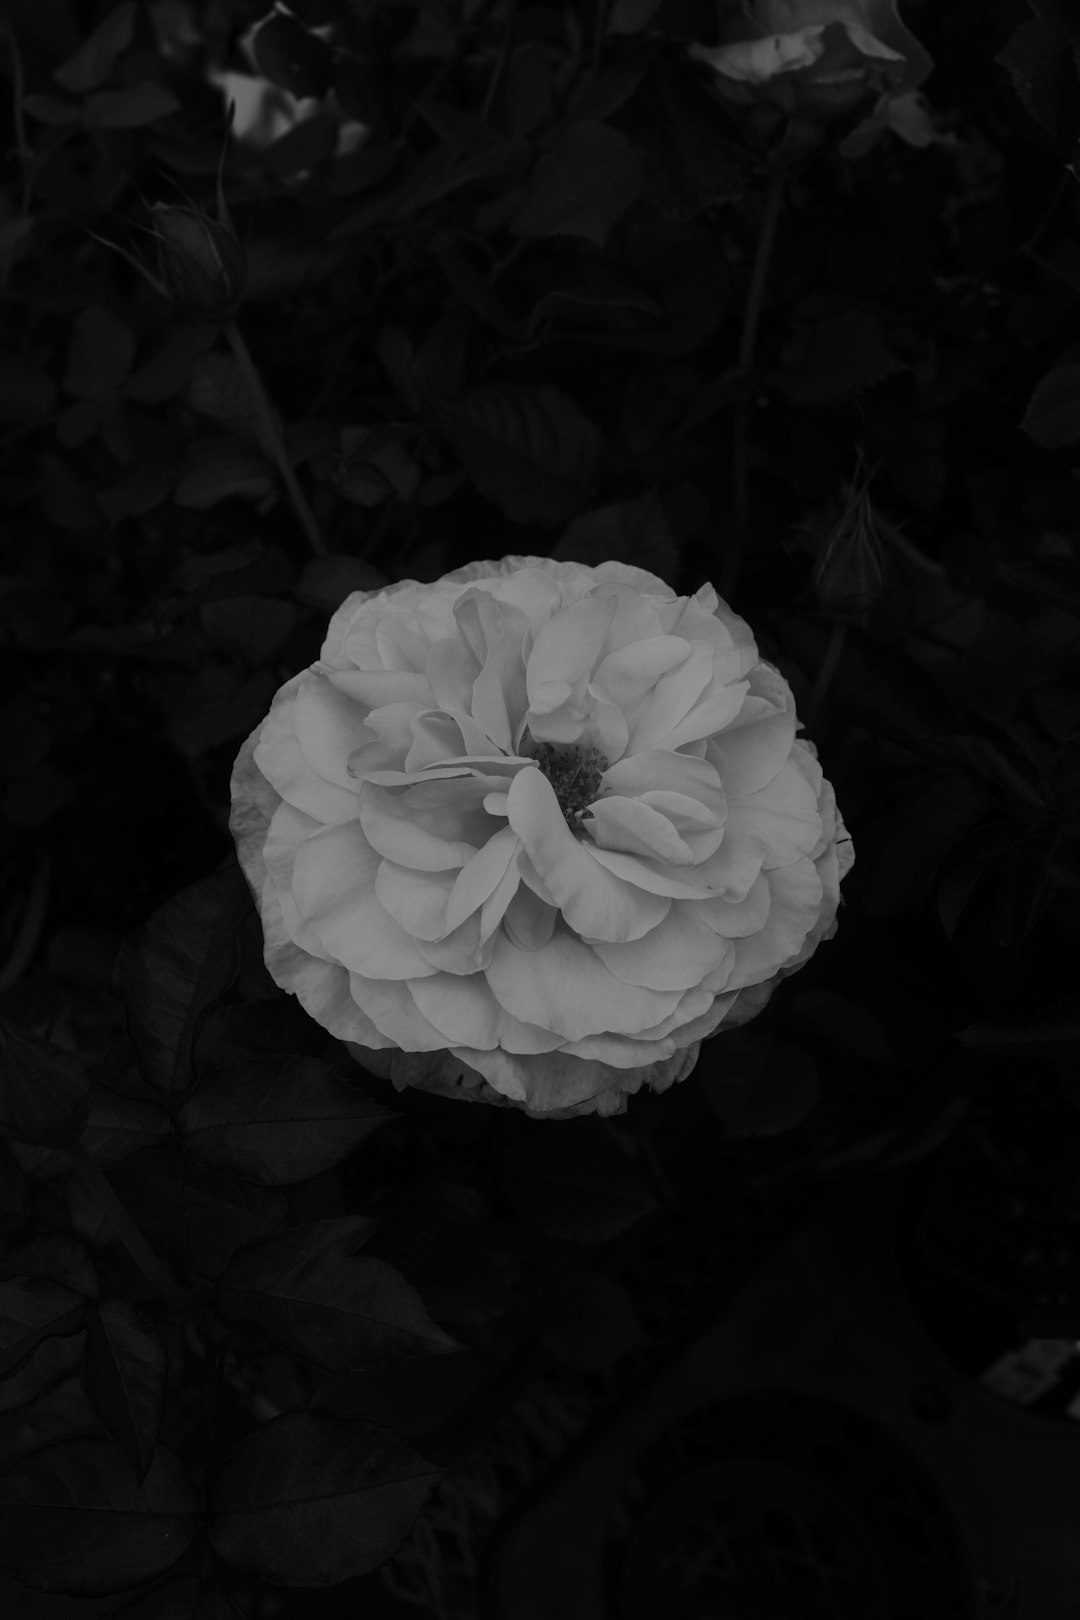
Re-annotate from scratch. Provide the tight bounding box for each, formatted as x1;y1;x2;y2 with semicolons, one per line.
1;0;1078;1614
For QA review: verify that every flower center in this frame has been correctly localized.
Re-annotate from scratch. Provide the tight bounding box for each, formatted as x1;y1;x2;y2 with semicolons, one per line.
529;741;607;831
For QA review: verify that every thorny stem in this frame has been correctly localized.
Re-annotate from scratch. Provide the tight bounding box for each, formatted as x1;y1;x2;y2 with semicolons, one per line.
721;165;787;601
225;320;327;555
67;1142;192;1314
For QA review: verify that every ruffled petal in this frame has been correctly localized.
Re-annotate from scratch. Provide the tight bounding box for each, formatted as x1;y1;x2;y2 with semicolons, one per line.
485;926;683;1038
723;756;824;870
588;795;697;866
725;857;825;990
291;821;438;978
253;677;362;825
593;901;730;990
508;767;670;941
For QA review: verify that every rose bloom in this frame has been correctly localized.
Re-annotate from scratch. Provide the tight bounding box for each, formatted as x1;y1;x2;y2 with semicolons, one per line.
231;559;853;1120
690;0;941;158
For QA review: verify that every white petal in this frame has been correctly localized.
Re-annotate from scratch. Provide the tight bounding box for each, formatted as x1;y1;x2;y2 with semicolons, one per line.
588;795;696;865
723;756;824;870
507;767;670;941
485;927;684;1039
502;884;558;951
526;593;618;716
291;821;438;978
253;676;362;825
294;668;375;791
358;782;484;871
725;857;824;990
593;902;730;990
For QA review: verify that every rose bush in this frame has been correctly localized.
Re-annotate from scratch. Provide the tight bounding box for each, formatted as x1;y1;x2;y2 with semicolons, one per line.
230;558;853;1119
691;0;941;158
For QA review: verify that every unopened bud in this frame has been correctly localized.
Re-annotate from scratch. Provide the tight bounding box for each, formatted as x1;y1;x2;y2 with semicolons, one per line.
150;204;247;320
812;454;887;620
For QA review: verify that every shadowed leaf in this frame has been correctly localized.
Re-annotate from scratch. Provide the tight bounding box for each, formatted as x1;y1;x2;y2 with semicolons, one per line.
83;1299;169;1483
0;1438;198;1595
209;1412;445;1585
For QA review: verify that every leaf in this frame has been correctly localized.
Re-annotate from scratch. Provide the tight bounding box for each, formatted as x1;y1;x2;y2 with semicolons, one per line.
1021;362;1080;448
113;866;250;1097
608;0;663;32
0;1233;97;1296
861;773;986;917
0;1331;86;1419
0;1438;198;1596
996;14;1080;149
102;1575;237;1617
199;597;298;666
173;435;277;510
511;122;642;248
0;1017;91;1145
252;12;335;98
52;4;136;92
498;1120;657;1242
702;1037;820;1137
553;491;679;582
395;143;530;217
958;991;1080;1053
82;83;181;130
178;1057;392;1185
80;1086;173;1167
0;1278;87;1380
208;1412;445;1585
125;325;217;404
293;553;388;614
63;306;135;399
215;1216;459;1371
439;383;600;526
543;1270;644;1370
109;1148;290;1280
0;353;57;421
784;991;898;1068
83;1299;168;1484
769;311;907;404
168;667;277;760
186;353;270;447
415;101;506;153
195;999;329;1065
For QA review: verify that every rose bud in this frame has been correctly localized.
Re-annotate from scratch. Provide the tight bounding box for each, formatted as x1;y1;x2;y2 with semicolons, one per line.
690;0;944;159
230;557;854;1120
149;203;247;320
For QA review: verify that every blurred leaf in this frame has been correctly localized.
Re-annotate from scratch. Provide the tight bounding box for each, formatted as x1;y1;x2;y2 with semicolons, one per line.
63;306;135;399
440;383;600;526
22;92;80;124
98;461;177;527
0;1017;91;1146
167;667;276;759
186;353;272;447
1021;362;1080;448
0;1439;198;1596
553;491;679;581
83;1298;168;1484
252;12;335;98
415;101;505;153
293;554;388;614
113;867;250;1097
125;325;216;404
784;991;898;1067
196;1000;329;1065
502;42;554;139
177;1056;392;1184
173;435;276;509
396;142;531;217
543;1270;644;1369
208;1412;445;1585
958;990;1080;1052
0;1277;87;1380
770;311;907;404
511;122;642;248
198;596;297;665
215;1216;459;1371
108;1148;289;1280
996;12;1080;149
702;1036;820;1137
0;1330;86;1418
257;109;338;178
159;542;295;624
0;353;56;421
52;4;136;92
102;1575;237;1617
499;1120;657;1241
82;83;182;129
862;773;987;917
609;0;663;31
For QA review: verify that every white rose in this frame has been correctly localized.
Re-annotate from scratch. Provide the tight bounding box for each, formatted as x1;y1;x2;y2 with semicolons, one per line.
230;557;854;1119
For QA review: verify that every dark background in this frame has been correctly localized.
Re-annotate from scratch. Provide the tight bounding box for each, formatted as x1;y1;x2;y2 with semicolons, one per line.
1;2;1079;1617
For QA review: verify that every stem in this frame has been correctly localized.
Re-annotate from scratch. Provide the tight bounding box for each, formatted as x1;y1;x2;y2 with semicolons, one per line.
67;1142;191;1314
806;619;847;728
721;165;786;600
224;321;327;555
